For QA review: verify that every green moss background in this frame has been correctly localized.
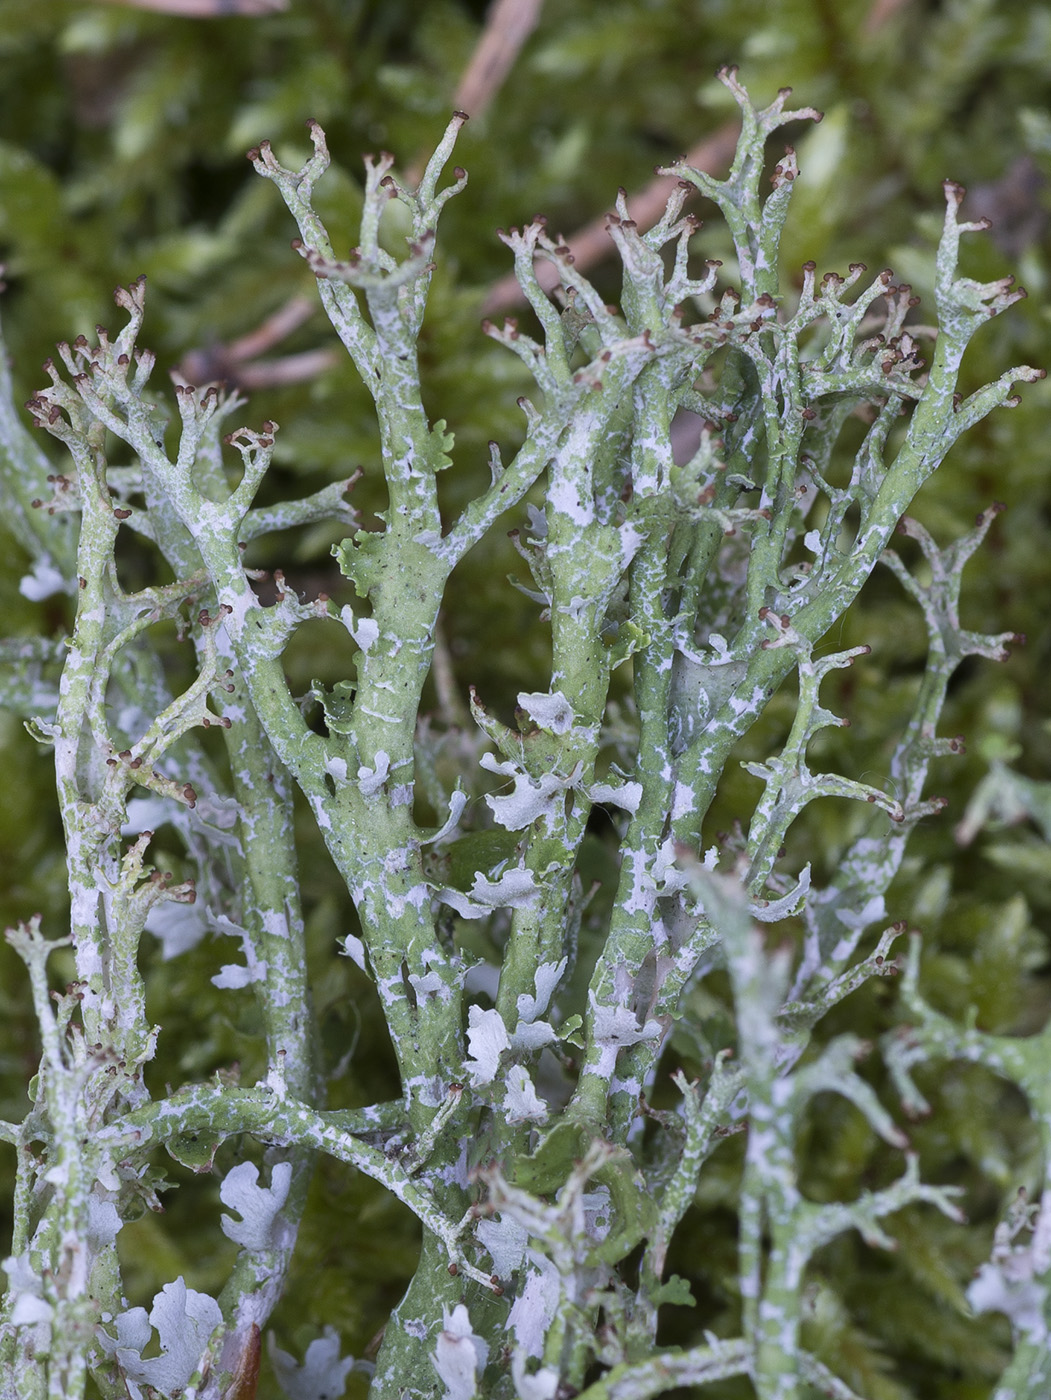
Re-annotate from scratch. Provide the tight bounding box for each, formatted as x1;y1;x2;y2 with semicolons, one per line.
1;1;1050;1395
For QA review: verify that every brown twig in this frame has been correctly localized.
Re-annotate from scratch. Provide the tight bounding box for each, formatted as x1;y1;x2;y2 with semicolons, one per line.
480;0;913;315
481;118;741;314
862;0;911;35
177;296;338;390
190;0;546;389
101;0;287;14
453;0;545;120
222;296;316;363
403;0;545;187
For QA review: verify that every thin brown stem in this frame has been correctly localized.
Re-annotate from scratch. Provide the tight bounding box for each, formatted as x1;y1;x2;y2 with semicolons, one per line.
481;118;740;314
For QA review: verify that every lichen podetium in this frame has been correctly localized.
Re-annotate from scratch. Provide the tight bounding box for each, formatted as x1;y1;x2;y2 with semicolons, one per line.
0;69;1043;1400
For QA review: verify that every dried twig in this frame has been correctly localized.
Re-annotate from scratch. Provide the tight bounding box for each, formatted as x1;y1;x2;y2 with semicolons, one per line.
178;296;338;390
453;0;545;120
102;0;287;14
481;119;741;313
863;0;911;35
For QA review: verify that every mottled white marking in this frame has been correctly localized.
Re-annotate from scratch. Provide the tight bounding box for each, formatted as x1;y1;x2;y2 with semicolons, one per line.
517;690;575;734
342;934;367;971
463;1007;510;1086
438;867;539;919
219;1160;292;1252
433;1304;487;1400
357;750;390;796
589;779;642;814
508;1252;560;1357
503;1066;547;1123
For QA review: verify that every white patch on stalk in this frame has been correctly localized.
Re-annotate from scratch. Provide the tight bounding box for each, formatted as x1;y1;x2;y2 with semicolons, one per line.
402;1074;448;1108
213;623;236;662
342;934;368;971
221;588;257;638
503;1066;547;1122
828;937;855;964
340;605;380;653
837;893;886;931
517;959;566;1025
620;846;652;917
589;996;663;1079
476;1215;529;1279
516;690;575;734
433;1304;487;1400
88;1195;123;1250
671;781;696;820
262;909;290;938
508;1252;560;1357
481;753;571;832
463;1007;511;1086
382;844;413;875
618;520;646;567
324;756;348;783
421;787;468;846
357;750;390;796
588;779;642;814
115;704;148;740
621;836;687;917
377;973;403;1004
258;1019;291;1090
546;475;593;527
438;867;539;919
407;969;449;1001
387;883;430;918
415;528;445;554
437;1138;472;1190
729;686;763;717
96;1278;222;1400
738;1270;760;1299
583;1186;613;1243
770;1077;794;1109
747;1124;778;1161
610;1074;643;1098
220;1160;293;1253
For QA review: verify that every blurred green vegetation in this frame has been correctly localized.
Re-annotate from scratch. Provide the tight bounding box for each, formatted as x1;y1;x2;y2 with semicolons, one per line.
2;1;1050;1395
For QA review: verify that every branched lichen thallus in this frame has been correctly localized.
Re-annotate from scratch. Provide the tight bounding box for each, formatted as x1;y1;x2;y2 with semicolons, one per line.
0;67;1045;1400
